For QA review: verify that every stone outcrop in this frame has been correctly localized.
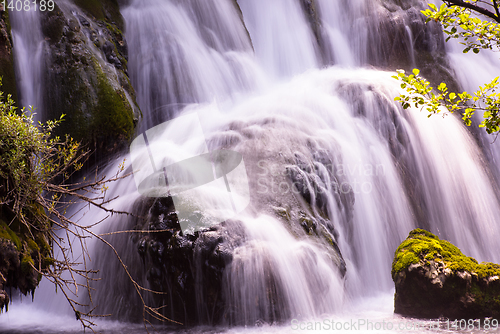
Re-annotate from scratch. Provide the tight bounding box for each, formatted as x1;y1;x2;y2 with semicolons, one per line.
0;7;16;103
89;195;247;325
0;209;52;312
41;1;139;158
392;229;500;319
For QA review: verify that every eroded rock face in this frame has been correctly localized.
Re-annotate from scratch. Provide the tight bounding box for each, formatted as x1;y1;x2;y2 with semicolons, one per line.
131;197;246;325
393;229;500;319
41;1;139;158
373;1;458;91
0;8;17;103
0;236;44;312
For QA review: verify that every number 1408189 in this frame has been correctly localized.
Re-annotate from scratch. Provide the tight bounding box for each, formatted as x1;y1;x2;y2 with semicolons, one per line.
1;0;54;12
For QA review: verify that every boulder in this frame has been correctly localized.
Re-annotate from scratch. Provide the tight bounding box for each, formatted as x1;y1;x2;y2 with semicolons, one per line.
392;228;500;319
40;1;139;159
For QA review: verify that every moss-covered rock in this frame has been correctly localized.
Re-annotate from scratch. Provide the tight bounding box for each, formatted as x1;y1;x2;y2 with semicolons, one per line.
392;229;500;319
0;214;51;312
0;7;17;104
40;1;139;159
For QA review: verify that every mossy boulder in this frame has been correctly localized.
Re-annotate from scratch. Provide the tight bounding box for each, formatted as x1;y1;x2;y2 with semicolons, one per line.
40;1;139;159
0;215;51;312
0;195;54;311
392;229;500;319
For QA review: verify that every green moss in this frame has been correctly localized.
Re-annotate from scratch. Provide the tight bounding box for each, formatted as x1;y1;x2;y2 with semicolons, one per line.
106;22;122;36
392;229;500;279
47;54;134;152
94;70;134;141
273;206;290;221
0;10;17;104
299;215;315;235
35;235;51;253
42;256;55;269
408;228;437;239
20;254;34;274
0;219;21;249
26;238;39;252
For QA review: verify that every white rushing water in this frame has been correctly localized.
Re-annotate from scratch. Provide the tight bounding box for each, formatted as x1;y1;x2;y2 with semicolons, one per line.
9;8;45;119
4;0;500;333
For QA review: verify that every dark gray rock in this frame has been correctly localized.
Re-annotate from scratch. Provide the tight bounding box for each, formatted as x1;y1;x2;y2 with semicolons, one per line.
40;1;139;158
0;8;17;103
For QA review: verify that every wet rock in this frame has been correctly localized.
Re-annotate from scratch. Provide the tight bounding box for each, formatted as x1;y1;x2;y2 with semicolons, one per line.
129;197;246;325
0;237;41;312
0;8;17;103
298;0;334;65
383;2;458;91
393;229;500;319
40;1;139;159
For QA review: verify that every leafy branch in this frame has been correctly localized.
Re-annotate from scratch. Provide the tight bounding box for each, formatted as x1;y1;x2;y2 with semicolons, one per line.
424;1;500;53
394;1;500;135
393;69;500;133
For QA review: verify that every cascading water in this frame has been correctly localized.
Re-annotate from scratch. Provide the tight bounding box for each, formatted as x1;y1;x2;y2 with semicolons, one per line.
4;0;500;333
9;8;45;117
123;0;263;130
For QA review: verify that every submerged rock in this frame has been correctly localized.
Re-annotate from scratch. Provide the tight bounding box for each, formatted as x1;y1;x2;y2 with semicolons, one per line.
392;229;500;319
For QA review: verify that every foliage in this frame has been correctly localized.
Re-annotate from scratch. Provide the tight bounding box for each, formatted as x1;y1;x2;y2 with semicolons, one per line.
393;68;500;133
0;93;82;215
393;0;500;135
0;81;175;330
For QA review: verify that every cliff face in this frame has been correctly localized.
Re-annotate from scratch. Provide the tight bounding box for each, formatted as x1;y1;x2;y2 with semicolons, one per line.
0;7;17;103
40;0;139;158
0;0;141;312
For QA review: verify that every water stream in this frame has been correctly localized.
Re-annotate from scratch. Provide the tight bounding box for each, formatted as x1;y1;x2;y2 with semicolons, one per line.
9;6;45;119
3;0;500;333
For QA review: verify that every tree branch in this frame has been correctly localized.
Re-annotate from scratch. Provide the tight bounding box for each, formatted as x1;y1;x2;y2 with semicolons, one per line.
444;0;500;22
494;0;500;17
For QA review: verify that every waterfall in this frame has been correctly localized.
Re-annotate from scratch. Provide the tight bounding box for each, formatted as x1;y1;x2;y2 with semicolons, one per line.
122;0;263;131
4;0;500;332
10;8;45;118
